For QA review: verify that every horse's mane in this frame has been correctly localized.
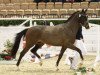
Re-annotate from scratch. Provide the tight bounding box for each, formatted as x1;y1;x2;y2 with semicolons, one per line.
64;11;80;23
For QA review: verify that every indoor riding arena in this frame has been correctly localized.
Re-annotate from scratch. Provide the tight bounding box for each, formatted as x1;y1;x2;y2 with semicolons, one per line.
0;0;100;75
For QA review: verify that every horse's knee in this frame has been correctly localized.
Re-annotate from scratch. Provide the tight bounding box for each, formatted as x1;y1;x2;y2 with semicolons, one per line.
74;48;84;60
31;45;41;53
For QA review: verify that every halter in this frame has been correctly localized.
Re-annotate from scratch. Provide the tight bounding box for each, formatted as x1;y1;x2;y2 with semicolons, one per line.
78;13;88;26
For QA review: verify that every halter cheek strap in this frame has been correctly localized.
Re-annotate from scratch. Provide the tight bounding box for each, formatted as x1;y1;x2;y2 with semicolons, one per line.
78;14;83;25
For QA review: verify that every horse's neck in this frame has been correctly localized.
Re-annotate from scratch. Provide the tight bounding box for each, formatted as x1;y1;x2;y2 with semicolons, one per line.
67;15;80;34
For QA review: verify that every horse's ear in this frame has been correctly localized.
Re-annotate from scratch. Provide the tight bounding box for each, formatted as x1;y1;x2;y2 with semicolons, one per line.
82;9;87;13
82;9;84;12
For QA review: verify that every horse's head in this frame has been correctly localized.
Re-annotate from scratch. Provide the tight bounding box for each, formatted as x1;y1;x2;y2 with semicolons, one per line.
78;9;90;29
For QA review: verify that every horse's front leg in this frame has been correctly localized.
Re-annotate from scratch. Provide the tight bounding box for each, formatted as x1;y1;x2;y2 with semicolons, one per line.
68;43;84;61
56;46;67;71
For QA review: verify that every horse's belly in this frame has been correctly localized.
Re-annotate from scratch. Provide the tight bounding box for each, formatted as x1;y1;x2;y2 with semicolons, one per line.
40;32;68;46
41;38;63;46
47;41;63;46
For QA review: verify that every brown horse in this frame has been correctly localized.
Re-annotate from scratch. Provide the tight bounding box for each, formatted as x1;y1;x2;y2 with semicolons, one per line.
11;9;89;70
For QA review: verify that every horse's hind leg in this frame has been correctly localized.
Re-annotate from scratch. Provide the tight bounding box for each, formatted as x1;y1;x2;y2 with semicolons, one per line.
16;44;33;67
31;42;44;65
68;43;84;60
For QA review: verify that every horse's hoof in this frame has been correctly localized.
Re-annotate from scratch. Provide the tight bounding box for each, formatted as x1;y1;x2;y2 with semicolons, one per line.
16;67;20;71
56;68;59;71
55;66;59;71
80;61;84;65
39;62;42;66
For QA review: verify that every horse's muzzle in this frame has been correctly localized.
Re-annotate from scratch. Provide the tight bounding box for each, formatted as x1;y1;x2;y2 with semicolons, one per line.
85;22;90;29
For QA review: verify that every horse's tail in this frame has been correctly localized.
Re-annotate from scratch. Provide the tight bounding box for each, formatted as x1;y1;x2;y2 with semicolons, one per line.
11;28;28;58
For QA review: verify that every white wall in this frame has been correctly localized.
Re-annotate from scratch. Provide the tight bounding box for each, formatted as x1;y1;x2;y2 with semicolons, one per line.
83;23;100;52
0;26;27;52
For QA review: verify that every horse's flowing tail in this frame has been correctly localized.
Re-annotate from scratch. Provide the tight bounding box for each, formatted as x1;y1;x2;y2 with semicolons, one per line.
11;28;28;58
